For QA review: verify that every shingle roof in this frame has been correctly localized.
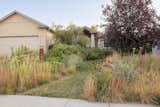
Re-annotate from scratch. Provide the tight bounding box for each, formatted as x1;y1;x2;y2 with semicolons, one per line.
0;10;54;33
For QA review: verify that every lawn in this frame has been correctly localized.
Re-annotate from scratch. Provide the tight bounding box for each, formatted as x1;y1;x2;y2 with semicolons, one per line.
22;61;98;99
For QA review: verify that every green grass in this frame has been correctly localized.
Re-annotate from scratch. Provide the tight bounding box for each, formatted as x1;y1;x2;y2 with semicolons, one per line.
22;61;100;99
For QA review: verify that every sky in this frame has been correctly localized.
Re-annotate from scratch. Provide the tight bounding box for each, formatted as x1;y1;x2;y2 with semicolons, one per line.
0;0;160;27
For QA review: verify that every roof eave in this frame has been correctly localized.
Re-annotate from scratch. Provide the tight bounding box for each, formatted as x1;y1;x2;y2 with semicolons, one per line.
0;10;54;33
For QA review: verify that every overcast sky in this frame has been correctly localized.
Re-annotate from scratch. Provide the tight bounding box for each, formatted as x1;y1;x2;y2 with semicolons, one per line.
0;0;160;27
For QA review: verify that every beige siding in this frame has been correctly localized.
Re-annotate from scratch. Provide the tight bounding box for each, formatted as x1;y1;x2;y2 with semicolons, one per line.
0;13;54;54
46;30;54;46
0;36;40;56
0;14;41;36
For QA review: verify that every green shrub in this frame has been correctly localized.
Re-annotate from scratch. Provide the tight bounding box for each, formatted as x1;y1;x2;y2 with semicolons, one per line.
77;36;90;47
47;43;79;62
46;57;63;72
76;61;91;72
81;48;112;60
56;31;74;45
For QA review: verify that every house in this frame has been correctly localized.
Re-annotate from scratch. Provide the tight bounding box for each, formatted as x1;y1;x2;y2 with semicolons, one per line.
0;11;54;56
83;26;106;49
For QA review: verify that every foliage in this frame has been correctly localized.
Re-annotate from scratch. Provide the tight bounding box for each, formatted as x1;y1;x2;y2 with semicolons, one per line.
83;54;160;105
47;43;112;63
55;30;74;45
81;48;112;60
54;23;90;47
102;0;160;52
77;36;90;47
0;46;67;94
91;25;98;31
47;43;79;62
11;46;38;63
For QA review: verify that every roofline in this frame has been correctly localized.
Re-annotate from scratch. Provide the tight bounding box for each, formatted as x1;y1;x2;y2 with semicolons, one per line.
0;10;54;33
83;26;97;34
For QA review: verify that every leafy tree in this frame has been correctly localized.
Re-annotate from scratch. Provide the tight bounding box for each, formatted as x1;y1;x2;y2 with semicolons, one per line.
91;25;98;31
102;0;160;52
53;23;89;47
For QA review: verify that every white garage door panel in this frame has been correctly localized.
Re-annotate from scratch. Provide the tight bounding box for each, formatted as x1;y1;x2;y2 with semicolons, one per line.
0;36;40;56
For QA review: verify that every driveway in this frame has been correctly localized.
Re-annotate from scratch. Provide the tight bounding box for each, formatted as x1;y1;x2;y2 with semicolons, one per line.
0;95;157;107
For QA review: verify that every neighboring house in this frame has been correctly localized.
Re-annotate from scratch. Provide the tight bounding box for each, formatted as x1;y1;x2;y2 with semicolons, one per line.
0;11;54;56
83;26;106;49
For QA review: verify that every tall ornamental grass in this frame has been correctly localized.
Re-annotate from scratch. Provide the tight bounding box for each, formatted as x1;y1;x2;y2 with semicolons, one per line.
0;57;52;94
0;46;54;94
84;54;160;105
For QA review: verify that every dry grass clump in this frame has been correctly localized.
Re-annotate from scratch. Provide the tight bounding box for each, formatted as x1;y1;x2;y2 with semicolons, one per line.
132;71;160;103
84;54;160;105
65;59;77;74
84;75;95;101
0;57;53;94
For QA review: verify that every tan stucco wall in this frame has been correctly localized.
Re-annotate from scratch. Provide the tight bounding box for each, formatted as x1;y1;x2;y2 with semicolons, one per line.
0;13;54;53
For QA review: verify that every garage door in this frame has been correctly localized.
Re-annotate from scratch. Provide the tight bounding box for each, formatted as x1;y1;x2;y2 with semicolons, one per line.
0;36;40;56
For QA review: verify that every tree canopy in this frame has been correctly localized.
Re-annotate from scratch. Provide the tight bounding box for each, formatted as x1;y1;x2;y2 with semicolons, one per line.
103;0;160;52
52;23;90;47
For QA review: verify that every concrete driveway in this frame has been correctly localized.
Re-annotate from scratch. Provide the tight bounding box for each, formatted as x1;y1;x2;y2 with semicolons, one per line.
0;95;157;107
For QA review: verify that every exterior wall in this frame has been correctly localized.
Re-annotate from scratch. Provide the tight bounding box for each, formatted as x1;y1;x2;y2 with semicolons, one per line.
98;38;105;49
0;13;53;53
46;29;54;48
39;29;54;53
0;14;41;36
0;36;40;56
91;34;95;48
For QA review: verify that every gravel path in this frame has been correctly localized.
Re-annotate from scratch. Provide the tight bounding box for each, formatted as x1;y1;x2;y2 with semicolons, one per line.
0;95;157;107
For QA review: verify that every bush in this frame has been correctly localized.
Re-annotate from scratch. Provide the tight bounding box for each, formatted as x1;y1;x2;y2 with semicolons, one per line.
47;43;79;62
55;31;73;45
77;36;90;47
81;48;112;60
76;61;91;72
